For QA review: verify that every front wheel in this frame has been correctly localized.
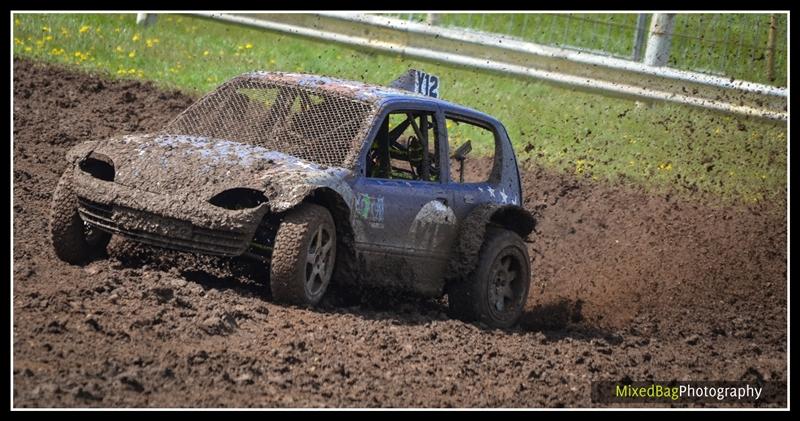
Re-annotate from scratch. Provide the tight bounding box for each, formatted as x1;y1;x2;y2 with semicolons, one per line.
448;227;531;329
269;203;337;306
50;171;111;264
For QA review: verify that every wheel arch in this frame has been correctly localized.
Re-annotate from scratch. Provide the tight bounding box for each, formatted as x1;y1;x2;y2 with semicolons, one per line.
488;205;535;238
446;203;535;282
303;187;353;237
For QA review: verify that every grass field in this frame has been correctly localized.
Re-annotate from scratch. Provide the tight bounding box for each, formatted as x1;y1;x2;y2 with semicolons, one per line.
12;13;787;204
388;13;788;87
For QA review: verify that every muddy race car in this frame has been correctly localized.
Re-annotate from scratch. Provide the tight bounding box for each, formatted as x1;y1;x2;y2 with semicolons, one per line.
50;69;535;328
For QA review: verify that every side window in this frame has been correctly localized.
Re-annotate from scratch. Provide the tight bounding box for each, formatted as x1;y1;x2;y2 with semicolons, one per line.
366;111;441;182
446;116;497;183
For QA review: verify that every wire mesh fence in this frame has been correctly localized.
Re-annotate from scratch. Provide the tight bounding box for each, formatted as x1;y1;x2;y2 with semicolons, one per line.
164;73;376;168
383;13;787;87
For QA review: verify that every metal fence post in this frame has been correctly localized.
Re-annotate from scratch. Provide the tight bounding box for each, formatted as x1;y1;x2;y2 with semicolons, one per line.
632;13;648;61
644;13;676;67
426;13;440;26
136;13;157;26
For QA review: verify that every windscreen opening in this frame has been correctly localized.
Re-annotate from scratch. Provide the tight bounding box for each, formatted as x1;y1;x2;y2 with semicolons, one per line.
161;77;376;168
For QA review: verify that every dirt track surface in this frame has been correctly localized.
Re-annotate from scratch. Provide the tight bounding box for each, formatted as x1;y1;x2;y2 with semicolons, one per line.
13;60;787;407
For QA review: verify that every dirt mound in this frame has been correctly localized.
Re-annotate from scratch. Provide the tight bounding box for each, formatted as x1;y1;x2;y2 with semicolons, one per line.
519;161;785;331
13;59;786;407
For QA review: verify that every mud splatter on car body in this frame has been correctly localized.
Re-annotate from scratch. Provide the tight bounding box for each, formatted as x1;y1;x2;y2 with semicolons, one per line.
63;70;534;296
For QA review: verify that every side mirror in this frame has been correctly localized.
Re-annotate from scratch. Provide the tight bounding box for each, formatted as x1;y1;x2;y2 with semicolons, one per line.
452;139;472;161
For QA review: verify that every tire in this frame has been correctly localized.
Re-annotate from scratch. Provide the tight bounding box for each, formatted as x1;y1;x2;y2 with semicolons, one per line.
50;170;111;264
270;203;337;306
448;227;531;329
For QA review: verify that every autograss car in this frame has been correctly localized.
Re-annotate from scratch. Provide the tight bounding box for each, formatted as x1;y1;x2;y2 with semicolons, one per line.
50;69;535;328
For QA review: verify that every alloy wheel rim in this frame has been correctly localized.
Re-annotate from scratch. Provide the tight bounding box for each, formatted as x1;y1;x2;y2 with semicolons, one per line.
305;225;334;297
487;250;524;319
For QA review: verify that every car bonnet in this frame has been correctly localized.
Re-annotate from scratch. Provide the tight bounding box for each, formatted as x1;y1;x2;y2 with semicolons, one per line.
78;133;355;213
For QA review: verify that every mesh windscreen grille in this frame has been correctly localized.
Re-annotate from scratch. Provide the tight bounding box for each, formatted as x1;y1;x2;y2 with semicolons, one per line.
161;76;376;168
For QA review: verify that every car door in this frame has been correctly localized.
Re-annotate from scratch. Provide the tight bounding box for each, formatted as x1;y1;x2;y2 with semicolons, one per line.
349;101;458;295
441;110;511;223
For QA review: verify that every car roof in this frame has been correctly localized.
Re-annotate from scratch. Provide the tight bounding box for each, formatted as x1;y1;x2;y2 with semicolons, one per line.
237;71;501;125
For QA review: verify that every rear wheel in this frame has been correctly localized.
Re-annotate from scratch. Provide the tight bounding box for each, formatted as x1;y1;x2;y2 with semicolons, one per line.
448;227;530;329
50;170;111;264
270;203;337;306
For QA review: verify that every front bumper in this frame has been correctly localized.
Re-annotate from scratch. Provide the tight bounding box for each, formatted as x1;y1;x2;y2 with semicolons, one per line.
71;169;268;257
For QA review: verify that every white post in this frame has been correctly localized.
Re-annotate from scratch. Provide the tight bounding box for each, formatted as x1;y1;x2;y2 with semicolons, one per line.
136;13;157;26
644;13;676;67
426;13;440;26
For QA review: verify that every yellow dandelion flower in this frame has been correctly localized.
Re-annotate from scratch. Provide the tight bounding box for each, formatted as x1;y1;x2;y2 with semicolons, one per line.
203;50;209;56
79;25;90;33
128;50;136;58
574;159;586;174
45;35;53;41
42;26;51;33
269;59;276;65
72;51;89;61
14;18;20;26
14;38;23;45
115;46;124;53
132;33;141;42
245;43;253;49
